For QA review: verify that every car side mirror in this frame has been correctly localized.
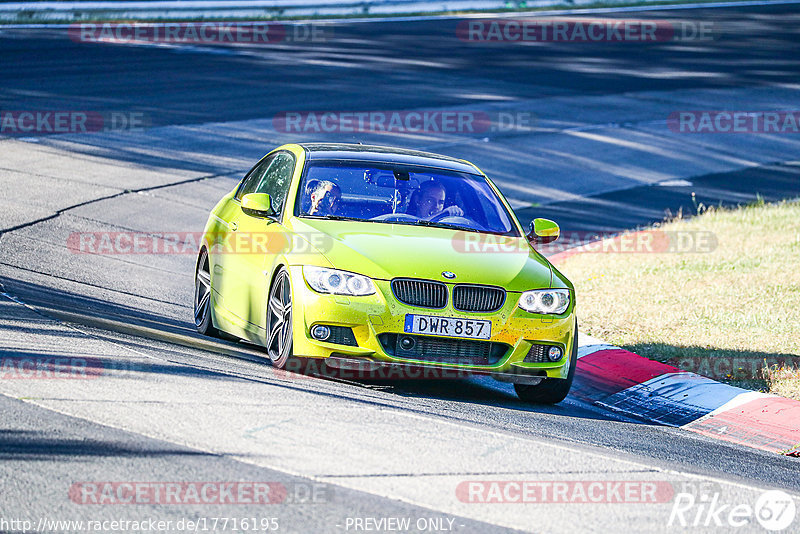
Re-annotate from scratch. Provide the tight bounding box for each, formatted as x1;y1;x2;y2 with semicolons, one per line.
527;218;560;244
241;193;273;218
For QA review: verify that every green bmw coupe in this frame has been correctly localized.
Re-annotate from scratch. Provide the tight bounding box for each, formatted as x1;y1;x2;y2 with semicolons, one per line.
194;143;577;403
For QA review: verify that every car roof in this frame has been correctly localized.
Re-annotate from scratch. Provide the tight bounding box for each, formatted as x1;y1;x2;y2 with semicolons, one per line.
298;143;481;174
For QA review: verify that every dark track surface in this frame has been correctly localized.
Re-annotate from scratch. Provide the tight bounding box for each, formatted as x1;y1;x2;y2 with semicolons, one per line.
1;5;800;126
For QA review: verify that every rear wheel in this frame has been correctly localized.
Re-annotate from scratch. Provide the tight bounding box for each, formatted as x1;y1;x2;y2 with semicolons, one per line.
194;248;220;337
266;267;294;369
514;324;578;404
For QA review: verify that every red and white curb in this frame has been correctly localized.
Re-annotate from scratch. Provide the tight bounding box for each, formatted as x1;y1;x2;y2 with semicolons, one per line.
574;333;800;457
550;230;800;457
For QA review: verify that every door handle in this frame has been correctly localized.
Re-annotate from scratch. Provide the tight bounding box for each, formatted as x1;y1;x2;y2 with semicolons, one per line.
229;221;238;231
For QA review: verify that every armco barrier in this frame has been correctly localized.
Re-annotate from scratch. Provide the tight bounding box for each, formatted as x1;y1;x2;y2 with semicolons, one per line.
0;0;759;22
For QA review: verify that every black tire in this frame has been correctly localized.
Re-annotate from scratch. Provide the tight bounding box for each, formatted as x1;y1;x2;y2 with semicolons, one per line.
266;267;294;369
514;323;578;404
194;248;220;337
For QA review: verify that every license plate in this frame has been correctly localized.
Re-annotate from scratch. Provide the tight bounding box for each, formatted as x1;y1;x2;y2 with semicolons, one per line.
404;314;491;340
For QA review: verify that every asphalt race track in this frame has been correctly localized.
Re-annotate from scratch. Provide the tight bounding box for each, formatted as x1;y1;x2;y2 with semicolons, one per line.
1;3;799;532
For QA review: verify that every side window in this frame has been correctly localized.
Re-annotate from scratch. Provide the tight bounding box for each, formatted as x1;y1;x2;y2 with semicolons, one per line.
251;152;296;217
235;154;275;201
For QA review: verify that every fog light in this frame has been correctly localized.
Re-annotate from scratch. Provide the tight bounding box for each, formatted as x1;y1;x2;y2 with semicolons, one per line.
547;346;563;362
399;336;416;350
311;325;331;341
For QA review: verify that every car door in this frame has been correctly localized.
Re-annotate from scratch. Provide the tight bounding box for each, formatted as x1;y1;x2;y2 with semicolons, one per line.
211;156;273;323
223;151;296;336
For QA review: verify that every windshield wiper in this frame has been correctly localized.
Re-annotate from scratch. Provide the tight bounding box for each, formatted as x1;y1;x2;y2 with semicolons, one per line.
409;219;483;233
302;214;362;221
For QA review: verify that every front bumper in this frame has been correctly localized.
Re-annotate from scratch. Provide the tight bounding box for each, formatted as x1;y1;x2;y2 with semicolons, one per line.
288;266;576;381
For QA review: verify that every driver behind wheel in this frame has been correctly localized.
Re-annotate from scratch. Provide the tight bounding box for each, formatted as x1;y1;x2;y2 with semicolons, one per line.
407;180;464;219
307;180;341;216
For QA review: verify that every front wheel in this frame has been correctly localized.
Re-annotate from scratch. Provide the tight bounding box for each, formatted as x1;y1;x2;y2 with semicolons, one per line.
266;267;294;369
194;248;220;337
514;324;578;404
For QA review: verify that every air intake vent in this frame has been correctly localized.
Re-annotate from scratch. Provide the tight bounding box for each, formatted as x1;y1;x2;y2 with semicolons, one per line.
327;326;357;346
524;344;549;363
452;285;505;313
391;279;447;309
378;334;508;366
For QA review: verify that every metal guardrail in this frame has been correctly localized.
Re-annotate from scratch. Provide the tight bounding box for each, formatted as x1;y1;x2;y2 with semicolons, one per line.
0;0;641;22
0;0;519;21
0;0;780;22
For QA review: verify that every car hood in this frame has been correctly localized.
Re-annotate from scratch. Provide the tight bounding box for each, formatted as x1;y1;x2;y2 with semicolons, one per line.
289;218;553;292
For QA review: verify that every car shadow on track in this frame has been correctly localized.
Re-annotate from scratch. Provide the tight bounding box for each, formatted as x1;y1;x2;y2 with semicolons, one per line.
0;275;268;357
0;430;212;461
0;276;192;337
297;361;651;423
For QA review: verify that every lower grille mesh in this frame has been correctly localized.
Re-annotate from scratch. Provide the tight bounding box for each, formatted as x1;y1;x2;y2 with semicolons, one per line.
524;344;549;363
378;334;507;366
327;326;357;346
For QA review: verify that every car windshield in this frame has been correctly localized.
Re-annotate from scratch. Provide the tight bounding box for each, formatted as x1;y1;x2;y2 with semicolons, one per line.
294;161;519;236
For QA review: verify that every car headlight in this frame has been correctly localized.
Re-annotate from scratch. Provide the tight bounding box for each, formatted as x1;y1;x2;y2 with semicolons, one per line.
303;266;376;296
518;289;570;315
